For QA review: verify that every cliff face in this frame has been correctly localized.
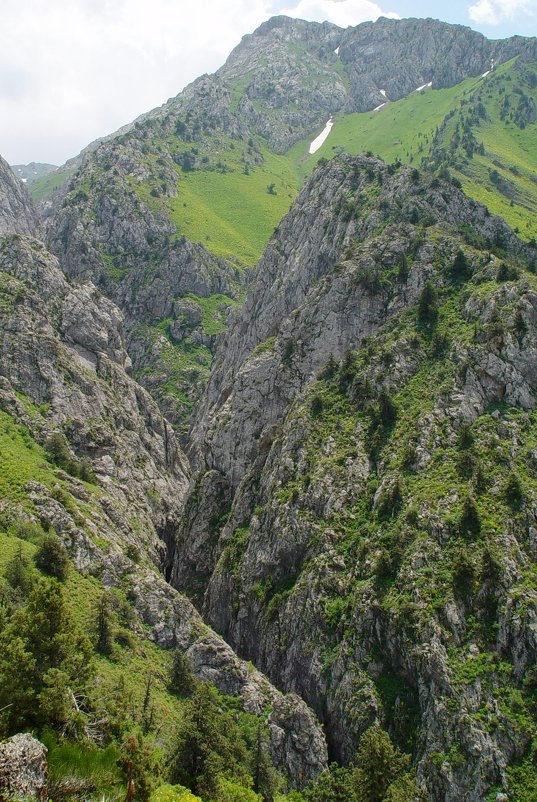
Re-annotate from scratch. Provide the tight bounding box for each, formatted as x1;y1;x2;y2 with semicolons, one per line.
11;16;537;799
172;156;537;800
0;156;329;784
0;154;37;236
337;16;537;112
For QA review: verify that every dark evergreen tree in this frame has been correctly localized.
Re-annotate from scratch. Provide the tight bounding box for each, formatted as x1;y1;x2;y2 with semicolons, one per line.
0;579;93;734
4;545;35;595
169;649;196;697
354;726;409;802
417;281;439;328
34;533;70;581
170;683;251;798
95;592;114;656
450;249;471;281
459;495;481;538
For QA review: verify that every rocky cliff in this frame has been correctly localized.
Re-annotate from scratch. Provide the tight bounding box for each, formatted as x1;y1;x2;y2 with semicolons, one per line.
0;154;37;236
0;151;329;784
172;155;537;801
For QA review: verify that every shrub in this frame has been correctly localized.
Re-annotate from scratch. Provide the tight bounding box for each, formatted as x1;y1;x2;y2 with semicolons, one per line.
45;432;78;475
34;534;70;581
504;472;524;509
459;496;481;538
417;281;438;328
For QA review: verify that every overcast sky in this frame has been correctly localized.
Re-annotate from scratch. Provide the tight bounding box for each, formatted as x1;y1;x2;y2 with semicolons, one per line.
2;0;536;166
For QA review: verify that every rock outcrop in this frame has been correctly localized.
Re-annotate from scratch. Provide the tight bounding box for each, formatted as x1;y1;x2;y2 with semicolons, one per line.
0;155;37;236
0;150;329;783
172;156;537;801
0;734;48;802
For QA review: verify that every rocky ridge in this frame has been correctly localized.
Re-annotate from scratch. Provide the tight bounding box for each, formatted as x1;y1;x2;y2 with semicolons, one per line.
0;165;329;785
171;155;537;801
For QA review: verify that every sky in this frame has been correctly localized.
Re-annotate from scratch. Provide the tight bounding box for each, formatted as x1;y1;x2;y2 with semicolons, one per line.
2;0;536;166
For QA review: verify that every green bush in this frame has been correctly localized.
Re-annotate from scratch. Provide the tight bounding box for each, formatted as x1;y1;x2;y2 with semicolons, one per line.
458;496;481;538
417;281;438;328
34;534;70;581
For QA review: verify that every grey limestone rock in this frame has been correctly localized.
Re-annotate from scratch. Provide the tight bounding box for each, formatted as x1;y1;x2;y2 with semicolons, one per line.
0;154;37;236
0;733;48;802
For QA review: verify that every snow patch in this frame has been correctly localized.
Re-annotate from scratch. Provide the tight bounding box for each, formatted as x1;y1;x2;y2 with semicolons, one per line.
373;103;387;112
21;178;27;183
309;117;334;154
415;81;433;92
481;70;491;78
334;46;340;55
380;89;387;98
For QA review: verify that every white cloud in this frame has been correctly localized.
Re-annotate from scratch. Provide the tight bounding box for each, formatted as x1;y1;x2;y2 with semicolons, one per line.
468;0;536;25
0;0;397;165
279;0;400;27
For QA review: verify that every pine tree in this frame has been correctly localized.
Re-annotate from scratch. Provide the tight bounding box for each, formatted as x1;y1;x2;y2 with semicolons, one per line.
34;533;70;581
417;281;438;328
170;683;251;798
4;545;35;595
169;649;196;697
353;726;409;802
95;592;114;655
0;579;93;734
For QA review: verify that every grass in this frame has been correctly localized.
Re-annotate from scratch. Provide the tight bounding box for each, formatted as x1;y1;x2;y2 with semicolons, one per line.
169;145;299;267
29;166;76;202
181;293;240;335
0;410;63;503
289;75;482;176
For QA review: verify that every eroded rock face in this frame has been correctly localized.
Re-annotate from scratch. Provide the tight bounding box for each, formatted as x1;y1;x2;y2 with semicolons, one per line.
172;156;537;800
0;155;37;236
338;16;537;112
0;226;328;786
0;734;48;802
0;234;189;566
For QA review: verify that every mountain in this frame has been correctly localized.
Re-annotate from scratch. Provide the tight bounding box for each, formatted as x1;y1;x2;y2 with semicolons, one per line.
4;13;537;802
0;155;328;797
11;162;58;185
177;154;537;801
39;17;537;434
0;154;37;235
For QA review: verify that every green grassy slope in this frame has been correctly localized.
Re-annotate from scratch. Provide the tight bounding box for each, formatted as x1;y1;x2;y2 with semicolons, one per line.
290;76;481;174
0;401;279;800
169;147;300;267
133;56;537;270
30;166;76;202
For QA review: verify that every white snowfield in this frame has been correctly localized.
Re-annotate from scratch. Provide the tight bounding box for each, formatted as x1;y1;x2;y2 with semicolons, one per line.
482;70;491;78
380;89;387;98
334;46;340;55
309;118;334;154
373;102;387;112
415;81;433;92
